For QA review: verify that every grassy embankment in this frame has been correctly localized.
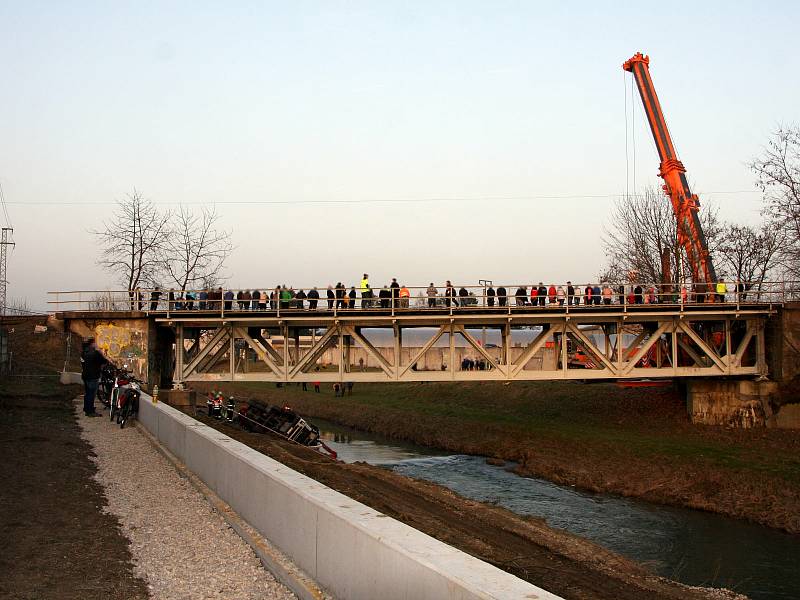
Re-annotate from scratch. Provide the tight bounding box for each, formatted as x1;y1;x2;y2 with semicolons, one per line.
194;379;800;534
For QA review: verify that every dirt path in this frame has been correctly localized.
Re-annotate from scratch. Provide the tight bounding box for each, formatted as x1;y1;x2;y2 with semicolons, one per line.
0;387;149;600
188;410;743;600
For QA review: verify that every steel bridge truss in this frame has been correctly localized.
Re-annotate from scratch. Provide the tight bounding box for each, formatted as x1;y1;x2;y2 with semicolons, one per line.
164;307;770;385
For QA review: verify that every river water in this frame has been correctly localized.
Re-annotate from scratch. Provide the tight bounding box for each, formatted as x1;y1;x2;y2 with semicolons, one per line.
315;419;800;600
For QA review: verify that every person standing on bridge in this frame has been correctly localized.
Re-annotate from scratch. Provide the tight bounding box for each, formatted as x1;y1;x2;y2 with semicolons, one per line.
81;338;108;417
399;284;410;308
567;282;575;306
149;287;161;311
427;283;438;308
445;281;457;307
379;285;391;308
308;287;319;310
716;280;727;303
486;285;495;307
223;289;234;311
360;274;371;308
497;286;507;307
348;286;357;308
251;289;260;310
390;278;400;309
326;285;335;309
537;283;547;307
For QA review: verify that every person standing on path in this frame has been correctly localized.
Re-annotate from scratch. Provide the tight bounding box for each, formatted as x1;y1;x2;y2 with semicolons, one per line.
81;338;108;417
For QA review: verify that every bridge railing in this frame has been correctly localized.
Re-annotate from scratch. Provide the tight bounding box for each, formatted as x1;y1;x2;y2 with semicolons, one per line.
48;281;793;316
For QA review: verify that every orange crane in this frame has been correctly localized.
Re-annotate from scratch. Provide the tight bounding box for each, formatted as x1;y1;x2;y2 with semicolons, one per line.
623;53;717;292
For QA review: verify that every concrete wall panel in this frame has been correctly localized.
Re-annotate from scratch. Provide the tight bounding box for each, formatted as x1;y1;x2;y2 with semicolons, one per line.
137;397;560;600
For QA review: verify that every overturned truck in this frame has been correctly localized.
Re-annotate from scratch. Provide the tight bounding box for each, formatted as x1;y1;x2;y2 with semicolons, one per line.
238;399;337;458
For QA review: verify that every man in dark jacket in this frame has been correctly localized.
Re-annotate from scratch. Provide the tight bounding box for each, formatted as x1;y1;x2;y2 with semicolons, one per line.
496;286;507;307
537;283;547;307
81;338;108;416
390;278;400;309
486;286;495;307
567;282;576;306
307;287;320;310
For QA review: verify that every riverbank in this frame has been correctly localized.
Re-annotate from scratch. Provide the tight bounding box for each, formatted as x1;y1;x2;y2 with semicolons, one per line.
187;407;743;600
192;380;800;534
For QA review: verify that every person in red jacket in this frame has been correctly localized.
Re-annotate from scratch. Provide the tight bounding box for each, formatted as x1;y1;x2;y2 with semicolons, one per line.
548;284;557;304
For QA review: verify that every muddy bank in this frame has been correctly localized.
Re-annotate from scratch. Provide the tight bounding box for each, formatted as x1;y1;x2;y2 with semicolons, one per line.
192;381;800;534
0;384;149;600
186;408;742;600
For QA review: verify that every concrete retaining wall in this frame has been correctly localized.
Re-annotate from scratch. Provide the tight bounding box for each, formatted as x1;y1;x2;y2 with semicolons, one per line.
137;398;560;600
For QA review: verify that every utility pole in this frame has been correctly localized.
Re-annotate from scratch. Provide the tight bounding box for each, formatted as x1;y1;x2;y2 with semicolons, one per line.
0;228;12;374
0;227;14;316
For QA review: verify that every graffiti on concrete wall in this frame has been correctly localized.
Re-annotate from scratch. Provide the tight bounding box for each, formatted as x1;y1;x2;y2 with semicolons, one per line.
93;322;147;380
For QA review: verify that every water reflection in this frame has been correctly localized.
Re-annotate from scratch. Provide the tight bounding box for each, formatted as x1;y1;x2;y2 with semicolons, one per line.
315;418;800;600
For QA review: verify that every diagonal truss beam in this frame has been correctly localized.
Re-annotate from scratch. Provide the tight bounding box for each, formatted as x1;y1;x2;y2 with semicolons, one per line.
400;325;447;376
455;325;506;376
566;322;616;373
621;322;671;375
343;325;395;378
677;321;727;371
182;326;229;378
731;321;756;367
234;327;284;377
510;327;552;377
289;326;339;378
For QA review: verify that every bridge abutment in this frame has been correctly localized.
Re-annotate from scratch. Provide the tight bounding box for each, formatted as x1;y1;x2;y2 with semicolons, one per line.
686;380;779;428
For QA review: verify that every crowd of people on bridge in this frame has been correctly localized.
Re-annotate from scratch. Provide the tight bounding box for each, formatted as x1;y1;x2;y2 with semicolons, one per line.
140;275;744;312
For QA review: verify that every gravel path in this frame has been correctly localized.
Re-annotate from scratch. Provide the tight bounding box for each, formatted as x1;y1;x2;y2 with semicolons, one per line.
77;403;297;600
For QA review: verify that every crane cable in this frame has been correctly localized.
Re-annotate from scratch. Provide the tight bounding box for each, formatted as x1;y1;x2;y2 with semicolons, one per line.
623;70;630;200
630;74;637;194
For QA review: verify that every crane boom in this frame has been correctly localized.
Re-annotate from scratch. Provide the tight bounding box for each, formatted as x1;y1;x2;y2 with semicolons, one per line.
622;52;717;290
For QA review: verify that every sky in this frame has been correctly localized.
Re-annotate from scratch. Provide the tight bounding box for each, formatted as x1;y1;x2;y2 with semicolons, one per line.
1;1;798;310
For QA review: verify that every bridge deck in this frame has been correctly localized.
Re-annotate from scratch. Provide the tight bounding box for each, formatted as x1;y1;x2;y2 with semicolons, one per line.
56;303;776;384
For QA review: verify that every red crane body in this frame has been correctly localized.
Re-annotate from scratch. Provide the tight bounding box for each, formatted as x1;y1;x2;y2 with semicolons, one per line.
623;53;717;291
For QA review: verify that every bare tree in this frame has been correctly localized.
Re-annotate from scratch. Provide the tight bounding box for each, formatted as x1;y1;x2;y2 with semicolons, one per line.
161;206;232;292
602;186;723;285
717;222;783;298
93;189;171;302
750;124;800;277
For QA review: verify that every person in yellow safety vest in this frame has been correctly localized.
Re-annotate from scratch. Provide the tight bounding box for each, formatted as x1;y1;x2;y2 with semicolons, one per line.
360;274;371;308
399;285;410;309
716;280;727;303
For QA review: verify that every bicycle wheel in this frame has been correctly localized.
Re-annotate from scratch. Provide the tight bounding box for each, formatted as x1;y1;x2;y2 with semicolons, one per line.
119;403;130;429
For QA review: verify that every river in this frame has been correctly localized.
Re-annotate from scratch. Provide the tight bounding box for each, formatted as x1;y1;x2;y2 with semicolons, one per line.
315;418;800;600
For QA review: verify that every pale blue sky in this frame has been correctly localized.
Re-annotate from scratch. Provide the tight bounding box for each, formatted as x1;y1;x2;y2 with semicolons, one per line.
1;2;797;309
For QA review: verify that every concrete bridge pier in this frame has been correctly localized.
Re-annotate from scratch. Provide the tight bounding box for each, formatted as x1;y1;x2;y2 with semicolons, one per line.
686;379;779;428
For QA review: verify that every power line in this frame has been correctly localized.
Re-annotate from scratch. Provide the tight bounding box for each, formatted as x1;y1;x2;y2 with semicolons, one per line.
5;190;762;207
